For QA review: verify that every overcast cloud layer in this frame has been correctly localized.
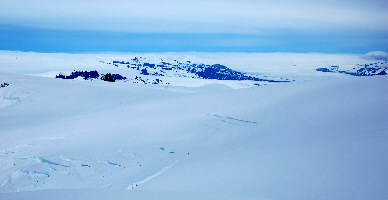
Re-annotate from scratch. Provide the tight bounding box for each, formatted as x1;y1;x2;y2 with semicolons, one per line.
1;0;387;33
0;0;387;53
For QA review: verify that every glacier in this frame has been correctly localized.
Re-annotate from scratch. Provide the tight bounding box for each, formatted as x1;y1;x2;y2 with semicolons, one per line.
0;51;387;199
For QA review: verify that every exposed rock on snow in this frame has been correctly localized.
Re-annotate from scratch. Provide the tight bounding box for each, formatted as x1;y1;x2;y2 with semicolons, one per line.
316;61;388;76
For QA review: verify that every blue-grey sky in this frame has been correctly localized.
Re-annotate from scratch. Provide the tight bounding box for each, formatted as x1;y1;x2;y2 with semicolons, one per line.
0;0;387;53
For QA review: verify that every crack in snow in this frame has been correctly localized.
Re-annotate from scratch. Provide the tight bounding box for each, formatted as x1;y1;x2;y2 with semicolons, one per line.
127;160;178;190
211;114;257;124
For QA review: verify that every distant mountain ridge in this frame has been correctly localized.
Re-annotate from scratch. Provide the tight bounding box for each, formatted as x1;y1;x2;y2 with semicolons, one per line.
56;57;290;86
316;61;388;76
109;57;289;82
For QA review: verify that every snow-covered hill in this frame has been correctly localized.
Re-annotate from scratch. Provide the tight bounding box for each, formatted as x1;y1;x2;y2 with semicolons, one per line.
316;61;388;76
54;57;292;88
0;51;388;199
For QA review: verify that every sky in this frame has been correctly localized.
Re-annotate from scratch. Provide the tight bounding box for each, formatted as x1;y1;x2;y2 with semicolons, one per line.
0;0;387;53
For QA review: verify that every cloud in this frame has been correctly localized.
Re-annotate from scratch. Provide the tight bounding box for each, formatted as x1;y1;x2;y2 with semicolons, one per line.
362;51;388;61
1;24;387;53
0;0;387;33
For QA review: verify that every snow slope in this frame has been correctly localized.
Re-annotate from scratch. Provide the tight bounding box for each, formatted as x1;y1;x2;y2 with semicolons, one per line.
0;51;388;199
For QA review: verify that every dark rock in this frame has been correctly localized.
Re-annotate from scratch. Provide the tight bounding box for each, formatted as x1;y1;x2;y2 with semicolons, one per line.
101;73;115;82
141;68;149;75
0;82;9;88
56;70;99;80
111;74;126;80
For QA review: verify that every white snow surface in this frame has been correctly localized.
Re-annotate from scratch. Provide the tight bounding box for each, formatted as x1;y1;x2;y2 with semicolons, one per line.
0;51;387;199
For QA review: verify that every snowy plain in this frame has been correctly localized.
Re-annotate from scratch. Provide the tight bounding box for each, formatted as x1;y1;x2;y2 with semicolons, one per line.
0;51;387;199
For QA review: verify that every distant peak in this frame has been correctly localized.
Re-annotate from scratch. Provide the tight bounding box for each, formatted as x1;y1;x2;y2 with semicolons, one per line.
362;51;388;61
